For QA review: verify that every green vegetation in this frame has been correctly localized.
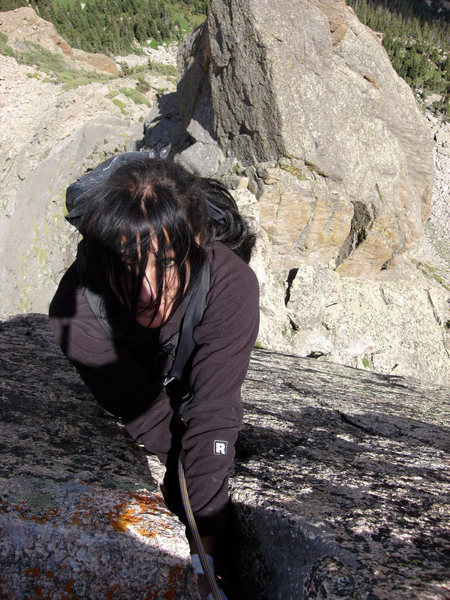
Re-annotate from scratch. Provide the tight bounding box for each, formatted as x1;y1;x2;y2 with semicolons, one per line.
411;259;450;291
0;31;16;57
118;86;151;106
146;60;177;78
279;164;308;181
0;38;113;89
117;59;177;83
112;97;127;114
347;0;449;118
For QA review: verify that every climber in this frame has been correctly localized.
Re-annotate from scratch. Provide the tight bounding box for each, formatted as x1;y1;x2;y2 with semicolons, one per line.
48;154;260;599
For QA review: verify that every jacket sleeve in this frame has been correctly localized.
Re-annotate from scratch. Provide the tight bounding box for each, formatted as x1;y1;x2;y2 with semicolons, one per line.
180;243;260;534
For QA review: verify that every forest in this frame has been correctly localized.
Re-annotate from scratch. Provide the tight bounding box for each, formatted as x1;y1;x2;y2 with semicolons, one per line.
0;0;210;54
1;0;448;116
347;0;449;117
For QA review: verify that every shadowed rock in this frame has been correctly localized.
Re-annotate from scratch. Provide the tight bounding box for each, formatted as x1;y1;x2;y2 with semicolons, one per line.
0;314;199;600
1;314;448;599
232;351;450;598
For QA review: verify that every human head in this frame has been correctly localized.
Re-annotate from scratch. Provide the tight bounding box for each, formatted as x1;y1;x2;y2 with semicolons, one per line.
80;157;212;325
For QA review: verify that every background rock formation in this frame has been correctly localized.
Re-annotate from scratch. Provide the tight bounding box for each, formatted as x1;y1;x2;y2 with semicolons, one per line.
1;314;449;599
178;0;434;278
174;0;449;384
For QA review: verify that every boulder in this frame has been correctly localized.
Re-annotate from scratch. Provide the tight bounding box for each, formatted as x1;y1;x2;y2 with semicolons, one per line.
176;141;225;177
177;0;434;277
1;313;448;599
0;314;199;600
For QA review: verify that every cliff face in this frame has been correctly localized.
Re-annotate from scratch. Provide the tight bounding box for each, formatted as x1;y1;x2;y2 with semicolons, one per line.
175;0;450;384
0;3;449;385
1;313;449;599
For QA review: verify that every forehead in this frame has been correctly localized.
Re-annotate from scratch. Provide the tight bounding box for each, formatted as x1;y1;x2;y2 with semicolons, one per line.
120;228;174;261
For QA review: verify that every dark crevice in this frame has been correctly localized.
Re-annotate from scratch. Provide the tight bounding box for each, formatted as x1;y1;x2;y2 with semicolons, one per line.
239;123;253;137
335;201;375;268
284;268;299;306
338;411;379;437
289;317;299;332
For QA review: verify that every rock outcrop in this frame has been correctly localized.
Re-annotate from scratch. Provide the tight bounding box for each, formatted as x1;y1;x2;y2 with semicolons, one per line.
178;0;434;278
231;188;450;385
0;314;199;600
1;313;449;599
172;0;449;384
0;7;119;74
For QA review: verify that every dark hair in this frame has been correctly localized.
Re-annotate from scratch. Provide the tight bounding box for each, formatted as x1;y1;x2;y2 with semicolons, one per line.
79;157;255;323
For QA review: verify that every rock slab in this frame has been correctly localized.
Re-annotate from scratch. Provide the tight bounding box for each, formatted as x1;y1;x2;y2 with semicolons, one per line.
232;350;450;599
1;314;449;599
0;314;199;600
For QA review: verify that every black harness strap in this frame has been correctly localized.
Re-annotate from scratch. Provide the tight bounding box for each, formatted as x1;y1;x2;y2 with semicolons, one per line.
163;262;210;403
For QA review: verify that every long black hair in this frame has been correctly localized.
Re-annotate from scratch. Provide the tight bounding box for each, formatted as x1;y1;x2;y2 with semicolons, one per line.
78;157;255;323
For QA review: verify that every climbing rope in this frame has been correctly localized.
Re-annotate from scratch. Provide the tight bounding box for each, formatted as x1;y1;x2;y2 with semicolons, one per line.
178;449;223;600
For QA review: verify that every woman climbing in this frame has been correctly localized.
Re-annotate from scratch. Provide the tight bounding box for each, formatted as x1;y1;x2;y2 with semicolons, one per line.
49;153;260;600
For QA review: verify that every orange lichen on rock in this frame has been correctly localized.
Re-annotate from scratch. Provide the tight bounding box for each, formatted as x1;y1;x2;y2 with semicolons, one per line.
61;578;77;600
30;508;60;525
108;492;167;537
70;502;95;526
106;583;123;598
164;564;188;599
25;567;41;579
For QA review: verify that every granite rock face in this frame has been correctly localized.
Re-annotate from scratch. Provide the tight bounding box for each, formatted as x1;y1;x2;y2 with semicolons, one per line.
233;350;450;599
178;0;434;278
0;314;199;600
1;314;449;599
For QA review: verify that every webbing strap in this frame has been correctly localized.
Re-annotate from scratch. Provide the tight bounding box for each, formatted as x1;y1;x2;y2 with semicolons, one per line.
167;261;210;383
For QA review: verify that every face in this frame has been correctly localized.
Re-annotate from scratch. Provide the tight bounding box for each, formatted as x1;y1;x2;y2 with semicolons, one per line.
135;247;179;328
